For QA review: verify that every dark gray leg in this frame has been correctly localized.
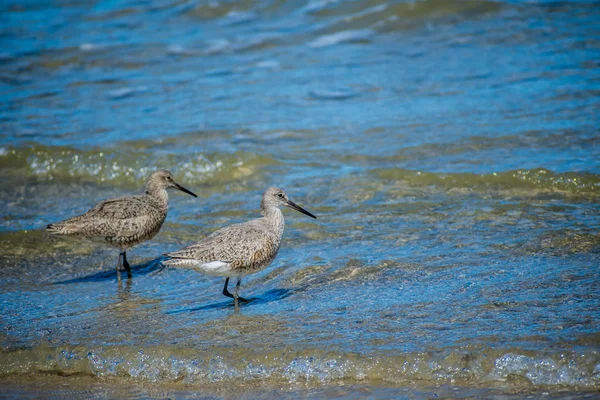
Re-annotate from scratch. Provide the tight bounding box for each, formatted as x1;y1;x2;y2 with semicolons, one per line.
222;277;233;298
222;277;249;304
122;251;132;279
235;278;249;303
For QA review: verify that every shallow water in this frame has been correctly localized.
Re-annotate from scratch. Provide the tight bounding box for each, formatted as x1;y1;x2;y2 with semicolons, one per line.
1;0;599;397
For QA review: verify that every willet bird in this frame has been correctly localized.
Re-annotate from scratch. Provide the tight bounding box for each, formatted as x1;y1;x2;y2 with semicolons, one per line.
47;169;197;281
163;187;316;308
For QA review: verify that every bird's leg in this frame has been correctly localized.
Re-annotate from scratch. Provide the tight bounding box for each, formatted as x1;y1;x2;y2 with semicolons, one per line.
222;277;234;298
122;251;132;279
234;278;250;303
223;277;249;306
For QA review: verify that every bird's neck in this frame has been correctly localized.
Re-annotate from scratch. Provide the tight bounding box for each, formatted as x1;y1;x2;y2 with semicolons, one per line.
145;186;169;210
262;206;285;238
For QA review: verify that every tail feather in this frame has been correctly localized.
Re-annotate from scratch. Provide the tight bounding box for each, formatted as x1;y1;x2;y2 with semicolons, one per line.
161;257;193;267
46;222;80;235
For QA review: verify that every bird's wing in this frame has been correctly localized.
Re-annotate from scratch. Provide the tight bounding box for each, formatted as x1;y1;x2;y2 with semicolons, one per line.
86;195;153;220
165;220;275;265
52;195;162;238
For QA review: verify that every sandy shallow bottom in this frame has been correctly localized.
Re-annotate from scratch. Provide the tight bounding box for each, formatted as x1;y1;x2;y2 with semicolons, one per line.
0;375;598;400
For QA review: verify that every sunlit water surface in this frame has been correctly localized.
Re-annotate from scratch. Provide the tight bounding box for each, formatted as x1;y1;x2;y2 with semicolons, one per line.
1;0;599;398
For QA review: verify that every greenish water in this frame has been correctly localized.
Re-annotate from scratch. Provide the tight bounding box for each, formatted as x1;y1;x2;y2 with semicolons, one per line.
1;0;599;398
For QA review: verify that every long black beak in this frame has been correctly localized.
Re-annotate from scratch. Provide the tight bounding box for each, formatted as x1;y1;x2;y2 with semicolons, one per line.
174;182;198;198
286;200;317;219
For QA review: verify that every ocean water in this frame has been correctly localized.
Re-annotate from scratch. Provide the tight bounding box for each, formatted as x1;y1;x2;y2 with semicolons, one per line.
1;0;599;398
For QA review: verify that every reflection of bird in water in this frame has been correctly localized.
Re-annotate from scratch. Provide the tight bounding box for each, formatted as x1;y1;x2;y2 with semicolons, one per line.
163;187;316;308
118;277;133;300
47;170;197;281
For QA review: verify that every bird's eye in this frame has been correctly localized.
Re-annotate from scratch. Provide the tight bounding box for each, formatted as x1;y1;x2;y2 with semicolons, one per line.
277;193;284;198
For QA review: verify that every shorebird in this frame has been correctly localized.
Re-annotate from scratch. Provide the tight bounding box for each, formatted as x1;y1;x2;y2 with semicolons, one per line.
162;187;317;308
47;169;197;281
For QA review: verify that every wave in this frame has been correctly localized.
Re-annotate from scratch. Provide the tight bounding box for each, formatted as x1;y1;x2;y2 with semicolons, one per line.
0;0;509;72
303;0;504;38
374;167;600;197
0;143;278;187
183;0;504;23
1;344;598;389
2;143;598;199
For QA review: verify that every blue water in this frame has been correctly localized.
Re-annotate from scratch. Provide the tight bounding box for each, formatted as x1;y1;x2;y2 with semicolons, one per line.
1;0;599;397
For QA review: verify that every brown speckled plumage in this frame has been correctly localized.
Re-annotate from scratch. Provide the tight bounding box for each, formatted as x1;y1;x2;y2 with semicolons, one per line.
163;187;316;306
47;194;168;248
47;169;197;281
164;217;283;275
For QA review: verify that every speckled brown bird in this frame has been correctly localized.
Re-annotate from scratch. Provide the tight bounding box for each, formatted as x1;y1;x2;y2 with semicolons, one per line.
47;169;197;281
162;187;316;308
